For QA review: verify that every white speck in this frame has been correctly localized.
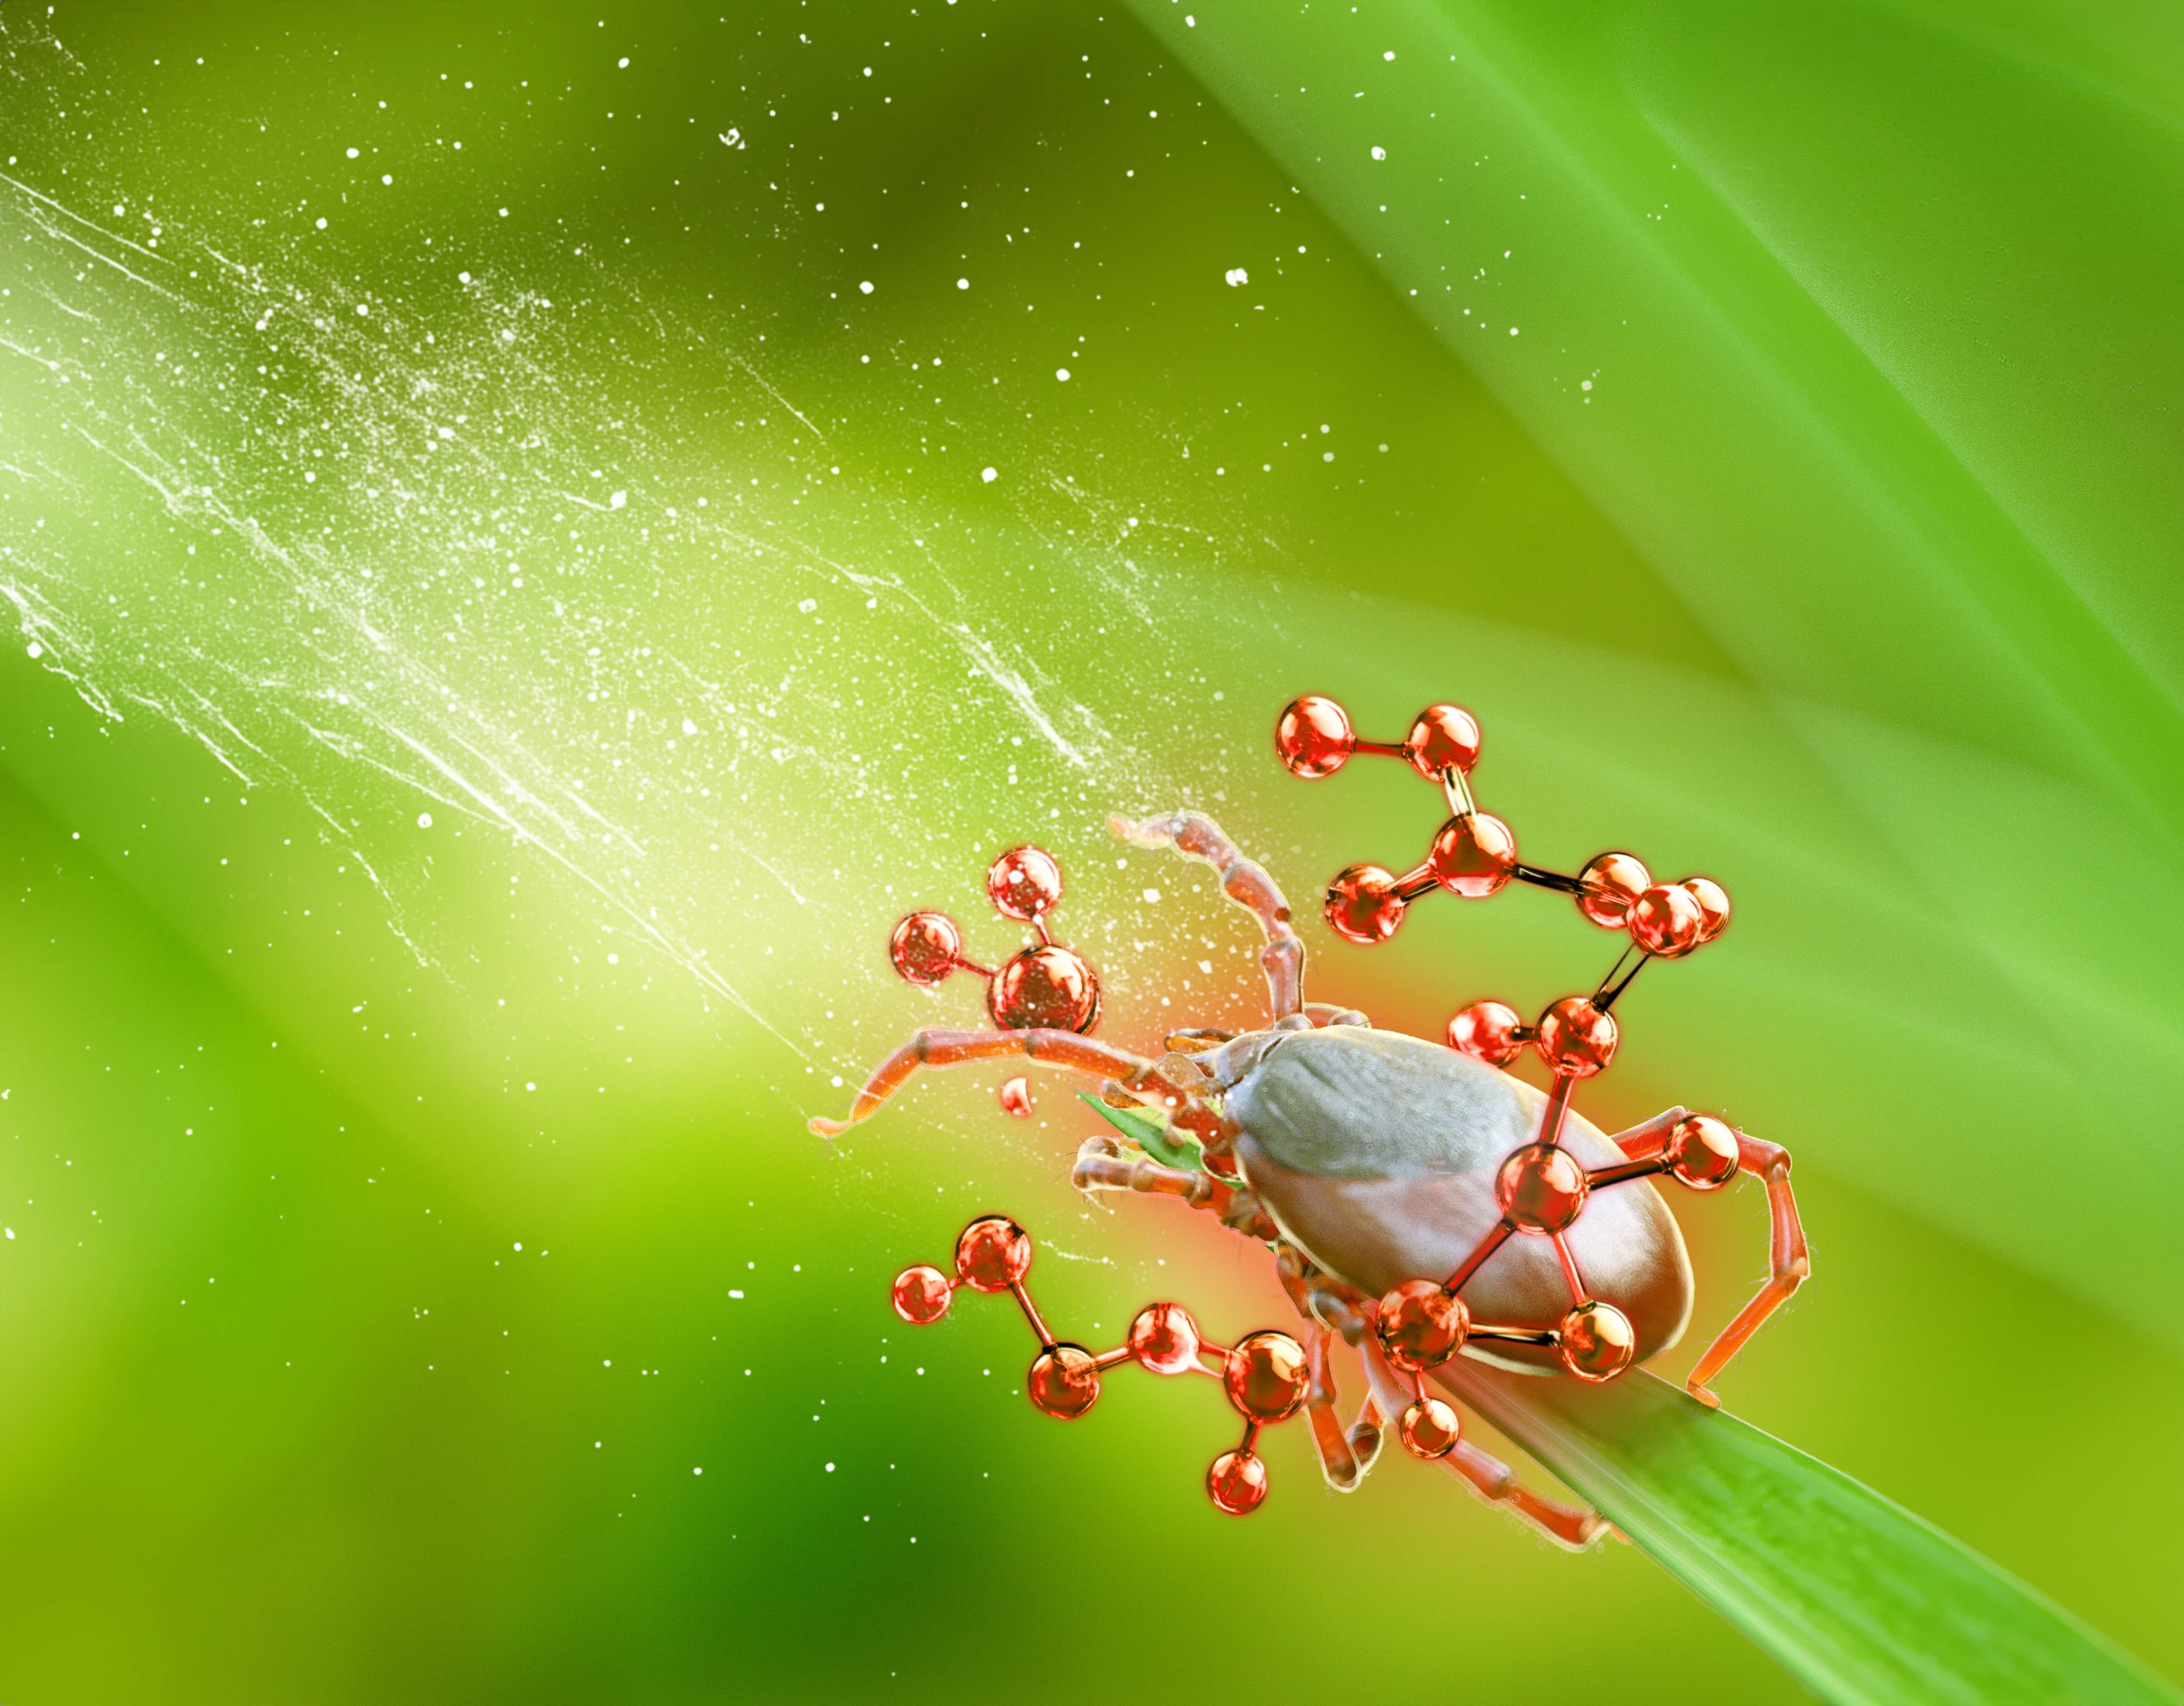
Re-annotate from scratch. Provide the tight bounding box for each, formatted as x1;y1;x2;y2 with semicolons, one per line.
346;147;360;159
859;280;874;294
980;467;997;483
356;303;370;316
1509;326;1519;336
1142;887;1160;903
609;490;628;508
525;1082;536;1091
315;217;328;229
825;1461;836;1471
417;812;433;828
1370;146;1386;160
26;641;44;659
514;1242;522;1251
729;1288;745;1299
459;270;473;284
682;717;698;735
694;1467;702;1475
1323;450;1334;461
1582;379;1593;392
1185;12;1195;23
1224;266;1248;286
1384;50;1396;60
619;56;630;67
498;207;508;217
304;471;317;483
956;276;969;290
1055;368;1070;381
720;129;742;148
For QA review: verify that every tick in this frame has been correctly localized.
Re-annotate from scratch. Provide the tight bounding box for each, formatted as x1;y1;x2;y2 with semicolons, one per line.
812;695;1809;1540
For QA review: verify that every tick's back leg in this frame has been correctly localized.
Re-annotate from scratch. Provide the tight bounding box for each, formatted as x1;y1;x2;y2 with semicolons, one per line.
1112;811;1304;1021
809;1027;1162;1136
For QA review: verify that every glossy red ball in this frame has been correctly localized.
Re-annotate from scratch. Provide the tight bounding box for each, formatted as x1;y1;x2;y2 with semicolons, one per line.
1128;1302;1202;1376
987;944;1101;1033
1558;1301;1636;1382
1427;813;1519;898
1403;703;1482;780
1682;876;1732;943
1575;851;1651;929
891;1265;954;1326
985;844;1065;921
1324;863;1407;943
1446;999;1525;1066
1496;1143;1590;1234
1206;1449;1269;1515
1535;995;1618;1078
1223;1331;1310;1424
1375;1280;1468;1372
954;1216;1031;1292
887;911;961;985
1027;1344;1101;1418
1629;883;1705;959
1667;1114;1740;1190
1274;695;1355;779
1397;1396;1462;1460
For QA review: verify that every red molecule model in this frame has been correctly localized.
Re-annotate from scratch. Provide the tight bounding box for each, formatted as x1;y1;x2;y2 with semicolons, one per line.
817;695;1806;1546
892;1216;1310;1514
886;844;1100;1034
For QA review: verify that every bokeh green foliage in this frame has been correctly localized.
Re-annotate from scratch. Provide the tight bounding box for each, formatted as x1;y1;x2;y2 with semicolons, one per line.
1;2;2180;1701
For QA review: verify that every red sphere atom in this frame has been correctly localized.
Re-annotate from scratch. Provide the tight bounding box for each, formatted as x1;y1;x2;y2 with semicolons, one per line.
1128;1302;1202;1376
1681;876;1732;943
996;1076;1034;1118
1535;995;1618;1078
1629;883;1706;959
891;1264;954;1326
955;1215;1031;1293
1223;1331;1310;1424
987;944;1101;1033
1324;863;1408;944
1274;695;1356;779
887;911;962;985
1427;813;1519;898
1206;1448;1269;1516
1375;1280;1468;1372
985;844;1065;921
1403;703;1482;780
1666;1114;1740;1190
1027;1344;1101;1418
1397;1396;1463;1460
1575;850;1651;930
1446;999;1525;1067
1557;1300;1636;1382
1496;1143;1590;1234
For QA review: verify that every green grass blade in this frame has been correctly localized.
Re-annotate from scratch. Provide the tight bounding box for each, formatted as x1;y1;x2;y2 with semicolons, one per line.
1440;1361;2179;1704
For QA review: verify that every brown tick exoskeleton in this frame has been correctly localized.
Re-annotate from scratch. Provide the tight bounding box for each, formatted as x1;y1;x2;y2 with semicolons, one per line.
811;695;1808;1540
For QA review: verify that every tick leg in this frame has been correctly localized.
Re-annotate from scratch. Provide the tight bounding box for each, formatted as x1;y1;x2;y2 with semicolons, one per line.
808;1027;1161;1136
1685;1131;1809;1408
1303;1328;1384;1492
1606;1105;1692;1162
1435;1433;1612;1552
1112;811;1304;1020
1303;1002;1373;1028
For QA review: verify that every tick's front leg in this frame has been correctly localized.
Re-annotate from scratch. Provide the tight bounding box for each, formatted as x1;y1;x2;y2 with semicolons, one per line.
1302;1327;1384;1493
809;1026;1162;1136
1686;1131;1808;1408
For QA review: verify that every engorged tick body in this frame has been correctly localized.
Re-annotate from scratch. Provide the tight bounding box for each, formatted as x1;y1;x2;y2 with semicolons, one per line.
813;695;1809;1536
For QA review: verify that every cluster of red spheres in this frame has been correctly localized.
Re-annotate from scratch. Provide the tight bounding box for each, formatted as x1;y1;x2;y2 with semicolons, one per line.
892;1216;1313;1515
1278;694;1732;963
887;844;1101;1034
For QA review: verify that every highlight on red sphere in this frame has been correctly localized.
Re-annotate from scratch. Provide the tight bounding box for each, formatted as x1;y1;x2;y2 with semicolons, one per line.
987;944;1101;1033
1496;1142;1590;1234
887;910;962;985
1128;1301;1202;1376
1027;1344;1101;1418
1629;883;1706;959
1667;1114;1740;1190
1681;876;1732;943
1427;812;1519;898
1402;703;1482;780
891;1264;954;1326
1397;1396;1463;1460
1374;1280;1468;1372
1274;694;1356;779
1324;863;1407;943
1223;1331;1311;1424
985;844;1065;922
955;1215;1032;1293
1557;1300;1636;1382
1535;995;1618;1078
1446;999;1525;1067
1575;850;1651;929
1206;1448;1269;1516
996;1076;1035;1118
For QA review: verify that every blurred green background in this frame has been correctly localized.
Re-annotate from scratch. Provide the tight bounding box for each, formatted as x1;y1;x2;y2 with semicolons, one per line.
2;1;2180;1699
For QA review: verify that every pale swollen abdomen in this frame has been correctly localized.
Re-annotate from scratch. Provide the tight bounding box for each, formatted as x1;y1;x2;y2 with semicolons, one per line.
1223;1027;1693;1373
